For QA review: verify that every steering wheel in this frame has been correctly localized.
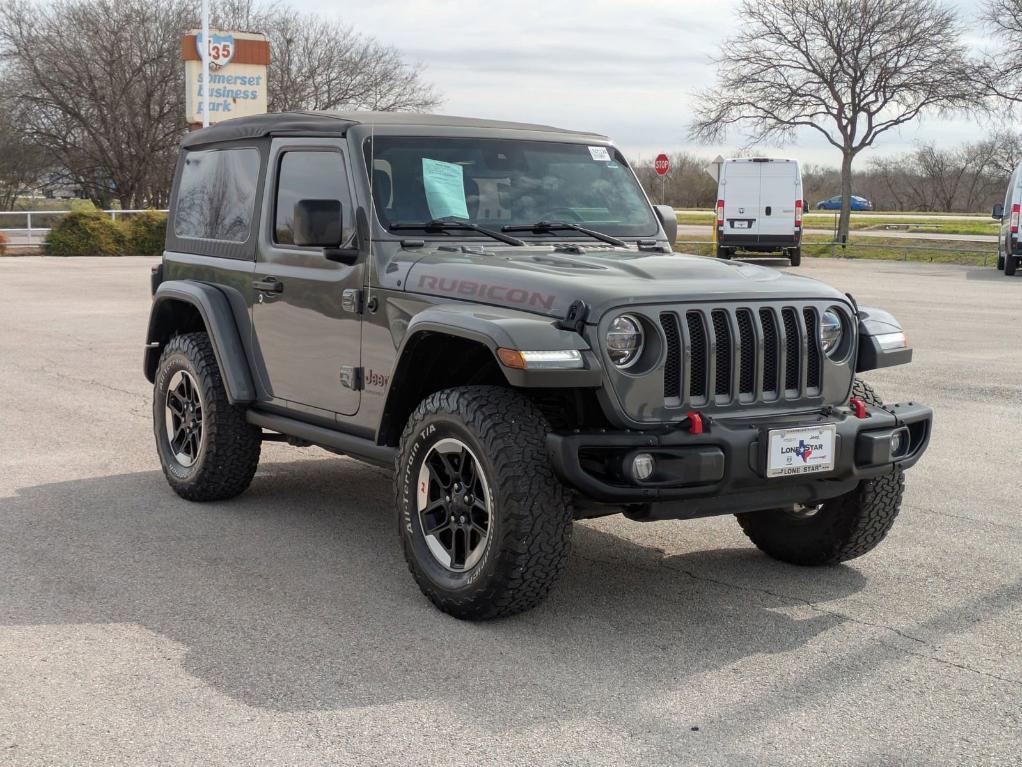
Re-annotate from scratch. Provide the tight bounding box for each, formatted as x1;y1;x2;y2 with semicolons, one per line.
537;208;583;223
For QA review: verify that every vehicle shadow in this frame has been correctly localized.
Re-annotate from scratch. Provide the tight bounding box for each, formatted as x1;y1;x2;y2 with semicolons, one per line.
0;458;866;730
965;267;1020;281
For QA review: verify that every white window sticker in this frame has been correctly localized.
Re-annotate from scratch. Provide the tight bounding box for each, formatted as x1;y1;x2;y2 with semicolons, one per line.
422;158;470;220
588;146;611;161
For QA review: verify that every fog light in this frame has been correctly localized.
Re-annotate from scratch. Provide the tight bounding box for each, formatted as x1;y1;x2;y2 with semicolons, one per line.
631;453;655;481
890;429;907;457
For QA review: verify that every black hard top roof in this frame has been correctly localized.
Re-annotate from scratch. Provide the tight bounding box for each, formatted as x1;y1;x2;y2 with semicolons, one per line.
181;111;608;148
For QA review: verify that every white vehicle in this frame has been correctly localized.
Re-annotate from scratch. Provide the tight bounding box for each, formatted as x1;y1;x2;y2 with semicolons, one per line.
714;158;803;266
991;162;1022;276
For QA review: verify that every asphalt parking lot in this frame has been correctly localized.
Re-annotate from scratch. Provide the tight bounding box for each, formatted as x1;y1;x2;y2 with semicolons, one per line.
1;255;1020;766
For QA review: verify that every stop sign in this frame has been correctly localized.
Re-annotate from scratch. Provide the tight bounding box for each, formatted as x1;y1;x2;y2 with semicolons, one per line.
654;153;670;176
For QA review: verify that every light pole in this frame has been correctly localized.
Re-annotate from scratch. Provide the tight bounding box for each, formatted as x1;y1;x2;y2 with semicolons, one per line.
201;0;210;128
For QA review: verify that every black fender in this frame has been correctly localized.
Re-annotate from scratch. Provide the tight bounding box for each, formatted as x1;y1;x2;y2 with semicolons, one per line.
144;280;256;404
855;306;912;372
396;303;604;389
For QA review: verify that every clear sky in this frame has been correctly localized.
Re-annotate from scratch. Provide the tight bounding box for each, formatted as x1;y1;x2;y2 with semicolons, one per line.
302;0;997;167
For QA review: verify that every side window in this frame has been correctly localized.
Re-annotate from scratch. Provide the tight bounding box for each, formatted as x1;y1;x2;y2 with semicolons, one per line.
274;151;352;245
174;148;260;242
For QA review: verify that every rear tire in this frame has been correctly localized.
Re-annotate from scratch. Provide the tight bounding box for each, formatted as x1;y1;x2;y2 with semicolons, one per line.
396;386;573;620
997;252;1005;271
788;247;802;267
153;332;261;501
735;378;904;565
1007;254;1018;276
716;244;732;260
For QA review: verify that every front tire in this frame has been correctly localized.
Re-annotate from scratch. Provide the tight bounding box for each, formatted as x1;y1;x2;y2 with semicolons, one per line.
735;379;904;565
396;386;572;620
153;332;261;501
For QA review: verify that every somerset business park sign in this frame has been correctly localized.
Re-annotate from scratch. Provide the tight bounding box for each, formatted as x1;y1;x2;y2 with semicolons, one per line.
182;29;269;125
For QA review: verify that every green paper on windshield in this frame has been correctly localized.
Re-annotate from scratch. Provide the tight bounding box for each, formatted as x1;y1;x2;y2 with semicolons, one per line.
422;158;469;220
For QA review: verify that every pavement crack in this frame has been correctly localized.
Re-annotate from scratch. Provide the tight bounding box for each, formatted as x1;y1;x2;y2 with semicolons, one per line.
572;549;1022;689
904;503;1022;533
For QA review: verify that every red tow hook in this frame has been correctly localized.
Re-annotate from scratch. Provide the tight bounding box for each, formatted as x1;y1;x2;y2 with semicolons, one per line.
685;411;704;435
849;398;867;419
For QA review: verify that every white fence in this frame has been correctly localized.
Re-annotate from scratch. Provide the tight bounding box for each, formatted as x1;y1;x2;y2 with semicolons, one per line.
0;209;169;247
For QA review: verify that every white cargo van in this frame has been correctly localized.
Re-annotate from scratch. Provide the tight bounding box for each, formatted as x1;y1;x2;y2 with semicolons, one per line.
715;158;803;266
991;160;1022;276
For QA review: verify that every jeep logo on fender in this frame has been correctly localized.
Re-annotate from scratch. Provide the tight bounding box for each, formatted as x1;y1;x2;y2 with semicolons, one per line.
417;275;555;311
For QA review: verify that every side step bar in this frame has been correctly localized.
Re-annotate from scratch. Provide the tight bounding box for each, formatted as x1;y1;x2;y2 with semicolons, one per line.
246;410;396;469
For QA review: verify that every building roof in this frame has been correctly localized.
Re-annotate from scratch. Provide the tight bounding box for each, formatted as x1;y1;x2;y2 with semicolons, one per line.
181;111;607;148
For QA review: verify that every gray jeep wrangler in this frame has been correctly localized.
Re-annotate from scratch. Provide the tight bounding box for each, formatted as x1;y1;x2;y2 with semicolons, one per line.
145;112;932;619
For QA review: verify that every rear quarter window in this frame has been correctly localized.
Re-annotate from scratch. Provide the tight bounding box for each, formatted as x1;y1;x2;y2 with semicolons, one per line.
174;148;261;242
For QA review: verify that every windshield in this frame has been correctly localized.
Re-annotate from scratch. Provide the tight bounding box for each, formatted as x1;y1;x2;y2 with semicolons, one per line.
364;136;658;239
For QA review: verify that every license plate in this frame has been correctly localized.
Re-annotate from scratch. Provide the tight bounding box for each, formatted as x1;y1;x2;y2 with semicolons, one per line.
732;220;749;229
766;425;836;478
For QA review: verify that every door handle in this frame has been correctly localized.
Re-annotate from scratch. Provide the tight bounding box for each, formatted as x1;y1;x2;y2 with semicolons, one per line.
252;277;284;293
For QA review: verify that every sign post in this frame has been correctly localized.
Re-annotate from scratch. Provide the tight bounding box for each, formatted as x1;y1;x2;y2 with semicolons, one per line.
200;0;210;128
654;153;670;204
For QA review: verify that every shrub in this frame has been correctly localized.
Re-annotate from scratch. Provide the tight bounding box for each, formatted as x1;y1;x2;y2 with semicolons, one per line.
69;199;98;214
124;210;167;256
0;231;7;256
44;211;127;257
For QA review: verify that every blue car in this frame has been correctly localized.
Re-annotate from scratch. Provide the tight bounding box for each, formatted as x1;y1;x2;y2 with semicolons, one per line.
816;195;873;211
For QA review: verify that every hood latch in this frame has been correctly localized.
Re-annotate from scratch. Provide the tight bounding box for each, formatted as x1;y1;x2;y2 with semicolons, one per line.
554;299;589;334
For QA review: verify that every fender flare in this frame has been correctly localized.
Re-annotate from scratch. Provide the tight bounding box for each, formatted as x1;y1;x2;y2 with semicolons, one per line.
394;303;603;388
144;280;256;404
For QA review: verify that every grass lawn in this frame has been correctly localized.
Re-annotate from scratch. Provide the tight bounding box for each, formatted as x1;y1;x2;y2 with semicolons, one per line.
675;210;1000;236
673;232;997;267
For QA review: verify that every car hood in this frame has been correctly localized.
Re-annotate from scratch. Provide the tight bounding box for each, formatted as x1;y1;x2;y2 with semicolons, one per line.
401;245;848;319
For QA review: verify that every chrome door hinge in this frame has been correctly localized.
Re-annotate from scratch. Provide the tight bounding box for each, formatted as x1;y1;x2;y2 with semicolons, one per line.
340;365;364;391
341;289;363;314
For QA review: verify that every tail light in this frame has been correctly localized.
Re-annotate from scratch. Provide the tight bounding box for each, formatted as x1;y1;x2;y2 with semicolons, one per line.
1011;203;1020;235
795;199;803;229
716;199;724;228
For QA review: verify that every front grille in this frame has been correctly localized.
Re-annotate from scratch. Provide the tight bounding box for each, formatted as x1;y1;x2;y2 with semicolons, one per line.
782;308;800;392
686;312;707;401
660;312;681;405
660;304;823;408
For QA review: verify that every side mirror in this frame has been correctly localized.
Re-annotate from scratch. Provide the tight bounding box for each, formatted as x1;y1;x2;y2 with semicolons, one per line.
654;204;678;244
293;199;358;265
992;203;1004;220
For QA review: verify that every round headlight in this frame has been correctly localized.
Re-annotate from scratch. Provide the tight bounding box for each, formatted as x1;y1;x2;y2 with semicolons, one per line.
606;314;644;368
820;308;844;357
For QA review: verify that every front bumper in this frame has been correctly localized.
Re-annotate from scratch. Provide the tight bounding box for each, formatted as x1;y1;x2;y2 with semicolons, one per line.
547;401;932;521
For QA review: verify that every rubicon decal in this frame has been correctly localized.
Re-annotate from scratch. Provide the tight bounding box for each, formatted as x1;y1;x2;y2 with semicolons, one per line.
417;275;555;311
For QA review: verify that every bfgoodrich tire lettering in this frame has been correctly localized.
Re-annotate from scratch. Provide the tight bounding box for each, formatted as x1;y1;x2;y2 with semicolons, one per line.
735;378;905;565
396;386;572;620
153;332;261;501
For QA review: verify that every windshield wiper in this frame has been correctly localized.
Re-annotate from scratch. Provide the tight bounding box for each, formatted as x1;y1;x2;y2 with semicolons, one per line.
390;218;525;246
501;221;628;248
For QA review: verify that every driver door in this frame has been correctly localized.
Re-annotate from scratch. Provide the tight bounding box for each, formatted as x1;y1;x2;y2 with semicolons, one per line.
251;139;363;418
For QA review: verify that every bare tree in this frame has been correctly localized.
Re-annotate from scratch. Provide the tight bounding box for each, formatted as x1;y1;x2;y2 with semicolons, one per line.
979;1;1022;103
0;94;49;209
0;0;441;208
0;0;190;207
691;0;980;241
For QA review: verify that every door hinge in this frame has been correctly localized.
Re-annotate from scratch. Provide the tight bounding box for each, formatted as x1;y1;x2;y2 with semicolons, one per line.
341;288;363;314
340;365;364;391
